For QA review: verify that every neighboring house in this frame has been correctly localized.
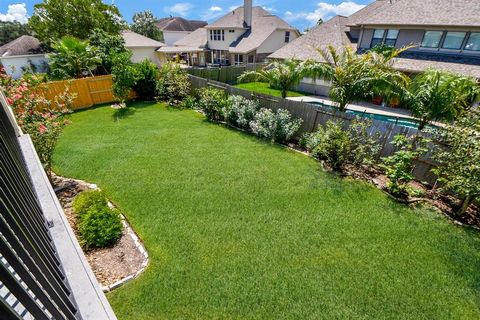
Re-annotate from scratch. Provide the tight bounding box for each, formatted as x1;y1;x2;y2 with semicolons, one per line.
122;31;164;66
158;0;300;67
270;0;480;95
155;17;207;46
0;35;49;79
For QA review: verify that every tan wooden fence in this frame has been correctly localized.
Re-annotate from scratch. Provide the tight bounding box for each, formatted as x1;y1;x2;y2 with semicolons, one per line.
41;75;119;110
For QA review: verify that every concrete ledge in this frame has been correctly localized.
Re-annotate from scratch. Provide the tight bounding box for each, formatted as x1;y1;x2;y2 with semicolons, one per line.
19;135;117;320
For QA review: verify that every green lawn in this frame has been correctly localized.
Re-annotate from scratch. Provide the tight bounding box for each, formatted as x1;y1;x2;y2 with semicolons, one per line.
54;102;480;319
234;82;308;97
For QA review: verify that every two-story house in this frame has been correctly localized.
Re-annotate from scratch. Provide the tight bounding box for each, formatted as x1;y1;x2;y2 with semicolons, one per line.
155;17;207;46
157;0;299;67
270;0;480;96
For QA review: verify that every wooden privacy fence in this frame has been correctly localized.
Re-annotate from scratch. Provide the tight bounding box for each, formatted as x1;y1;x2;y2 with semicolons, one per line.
41;75;119;110
187;63;267;84
189;75;440;185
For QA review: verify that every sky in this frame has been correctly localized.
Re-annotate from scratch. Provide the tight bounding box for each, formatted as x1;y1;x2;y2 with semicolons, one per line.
0;0;374;31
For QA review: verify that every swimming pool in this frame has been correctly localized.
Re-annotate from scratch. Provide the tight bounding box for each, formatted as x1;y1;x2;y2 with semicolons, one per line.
308;101;425;129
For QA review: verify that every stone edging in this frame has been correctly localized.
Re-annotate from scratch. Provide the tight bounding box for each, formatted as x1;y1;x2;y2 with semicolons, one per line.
102;206;150;293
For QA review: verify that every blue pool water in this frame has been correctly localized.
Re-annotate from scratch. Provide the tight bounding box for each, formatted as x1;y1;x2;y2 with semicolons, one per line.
308;101;425;129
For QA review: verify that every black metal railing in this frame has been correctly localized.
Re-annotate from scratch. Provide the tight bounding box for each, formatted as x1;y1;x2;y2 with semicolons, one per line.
0;94;80;319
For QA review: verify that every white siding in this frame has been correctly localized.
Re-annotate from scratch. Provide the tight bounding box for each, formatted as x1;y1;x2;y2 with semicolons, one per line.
128;47;162;66
207;29;244;50
257;30;299;54
0;54;49;79
163;31;191;46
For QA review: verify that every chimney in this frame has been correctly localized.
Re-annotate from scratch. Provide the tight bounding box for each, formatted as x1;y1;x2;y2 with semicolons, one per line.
244;0;252;27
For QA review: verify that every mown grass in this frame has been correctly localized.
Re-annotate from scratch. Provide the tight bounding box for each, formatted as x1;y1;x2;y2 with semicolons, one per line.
234;82;308;97
54;102;480;319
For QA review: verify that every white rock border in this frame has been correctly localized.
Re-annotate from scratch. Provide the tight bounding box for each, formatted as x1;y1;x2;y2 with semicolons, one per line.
57;177;150;293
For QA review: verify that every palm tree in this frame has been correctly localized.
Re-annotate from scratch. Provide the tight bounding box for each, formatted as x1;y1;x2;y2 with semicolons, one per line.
302;45;411;112
237;59;306;98
405;70;479;130
49;36;101;79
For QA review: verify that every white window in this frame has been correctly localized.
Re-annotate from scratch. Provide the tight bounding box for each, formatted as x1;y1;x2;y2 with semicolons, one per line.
421;31;443;48
211;30;225;41
464;32;480;51
442;31;466;50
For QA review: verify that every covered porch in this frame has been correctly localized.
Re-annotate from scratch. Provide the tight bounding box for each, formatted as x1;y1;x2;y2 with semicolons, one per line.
157;46;208;67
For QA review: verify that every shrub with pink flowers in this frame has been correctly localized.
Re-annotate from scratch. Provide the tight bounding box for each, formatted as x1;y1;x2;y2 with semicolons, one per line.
0;69;75;179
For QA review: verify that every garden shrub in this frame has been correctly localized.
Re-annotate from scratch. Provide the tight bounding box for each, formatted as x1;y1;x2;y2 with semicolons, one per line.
157;62;191;106
78;207;123;250
72;190;108;217
179;95;199;109
133;59;159;101
249;108;302;143
225;95;259;130
382;134;429;197
111;51;139;102
198;87;230;121
301;118;380;171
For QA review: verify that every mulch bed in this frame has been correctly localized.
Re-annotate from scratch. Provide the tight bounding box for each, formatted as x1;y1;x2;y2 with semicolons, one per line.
53;175;145;287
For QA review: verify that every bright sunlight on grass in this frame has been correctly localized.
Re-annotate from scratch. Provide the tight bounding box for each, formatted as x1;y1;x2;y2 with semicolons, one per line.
53;102;480;319
234;82;308;98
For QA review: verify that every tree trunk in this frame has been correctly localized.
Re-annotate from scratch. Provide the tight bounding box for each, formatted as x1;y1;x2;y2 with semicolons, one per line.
281;88;287;99
417;119;427;131
457;194;472;217
338;102;347;112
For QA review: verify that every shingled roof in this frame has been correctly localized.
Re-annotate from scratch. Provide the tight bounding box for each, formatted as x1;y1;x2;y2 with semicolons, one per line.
269;16;353;61
155;17;207;32
157;28;208;53
0;36;45;57
360;0;480;27
121;31;164;48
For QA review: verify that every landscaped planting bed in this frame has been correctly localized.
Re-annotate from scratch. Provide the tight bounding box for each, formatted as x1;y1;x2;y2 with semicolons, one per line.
54;102;480;319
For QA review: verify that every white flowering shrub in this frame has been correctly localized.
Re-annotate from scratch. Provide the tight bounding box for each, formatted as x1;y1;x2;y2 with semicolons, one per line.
250;108;302;143
225;95;260;130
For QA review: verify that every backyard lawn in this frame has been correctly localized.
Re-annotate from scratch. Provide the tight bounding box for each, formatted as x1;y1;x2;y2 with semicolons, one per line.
234;82;308;98
53;102;480;319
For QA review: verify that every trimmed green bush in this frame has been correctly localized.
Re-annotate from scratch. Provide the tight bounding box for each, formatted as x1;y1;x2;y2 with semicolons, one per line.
198;87;230;121
133;59;159;101
157;62;191;106
72;190;108;217
78;207;123;250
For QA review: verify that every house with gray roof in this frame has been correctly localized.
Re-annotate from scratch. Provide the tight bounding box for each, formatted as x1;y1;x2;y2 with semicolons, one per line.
155;17;207;46
121;31;165;66
158;0;299;67
270;0;480;95
0;35;49;79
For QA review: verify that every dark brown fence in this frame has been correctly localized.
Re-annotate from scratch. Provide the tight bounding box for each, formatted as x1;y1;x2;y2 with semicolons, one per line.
189;75;440;185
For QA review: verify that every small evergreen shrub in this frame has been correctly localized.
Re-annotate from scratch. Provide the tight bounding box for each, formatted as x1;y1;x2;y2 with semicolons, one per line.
157;62;191;106
225;95;259;130
198;87;230;121
78;207;123;250
72;190;108;217
179;95;199;109
301;118;380;171
133;59;159;101
249;108;302;143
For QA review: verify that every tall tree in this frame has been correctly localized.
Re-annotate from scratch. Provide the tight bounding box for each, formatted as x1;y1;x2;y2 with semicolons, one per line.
130;11;163;42
0;22;31;46
29;0;125;45
88;28;128;74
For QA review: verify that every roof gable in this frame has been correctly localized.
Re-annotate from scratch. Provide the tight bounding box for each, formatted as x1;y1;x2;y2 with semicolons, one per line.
121;31;164;48
0;36;45;57
155;17;207;32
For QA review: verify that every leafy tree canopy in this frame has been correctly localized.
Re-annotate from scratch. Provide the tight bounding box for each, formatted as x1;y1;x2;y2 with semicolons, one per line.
0;21;31;46
29;0;125;44
88;29;128;74
130;10;163;42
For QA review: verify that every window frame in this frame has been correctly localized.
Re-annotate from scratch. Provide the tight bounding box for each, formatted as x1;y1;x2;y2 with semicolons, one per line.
370;29;386;48
384;29;399;47
285;31;291;43
420;30;444;49
464;32;480;52
441;31;467;50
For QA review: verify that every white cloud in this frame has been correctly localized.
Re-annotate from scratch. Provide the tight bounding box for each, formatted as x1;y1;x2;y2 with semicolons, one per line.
200;6;226;21
285;1;365;25
0;3;28;24
209;6;222;12
164;3;194;16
